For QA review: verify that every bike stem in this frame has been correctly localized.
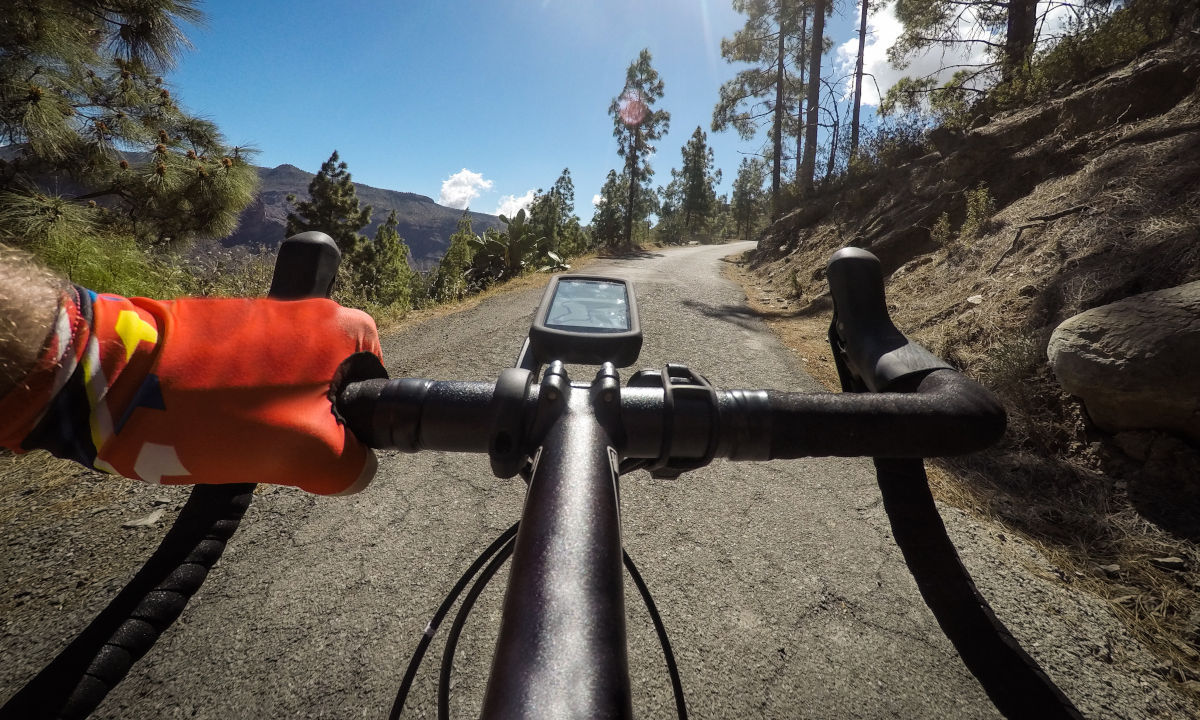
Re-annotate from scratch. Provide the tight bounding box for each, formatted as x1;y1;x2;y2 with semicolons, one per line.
481;365;633;720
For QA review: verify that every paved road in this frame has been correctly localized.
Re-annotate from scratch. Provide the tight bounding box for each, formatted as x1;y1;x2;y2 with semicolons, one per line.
5;243;1191;718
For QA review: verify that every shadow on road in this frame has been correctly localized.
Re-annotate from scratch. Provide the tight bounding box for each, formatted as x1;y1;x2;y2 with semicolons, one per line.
597;251;666;260
681;299;784;331
682;299;827;328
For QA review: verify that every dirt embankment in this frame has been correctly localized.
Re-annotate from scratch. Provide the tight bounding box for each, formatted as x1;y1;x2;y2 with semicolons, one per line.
740;36;1200;701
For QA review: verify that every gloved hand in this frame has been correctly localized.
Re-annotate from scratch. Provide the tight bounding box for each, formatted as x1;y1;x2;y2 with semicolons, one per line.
0;285;384;495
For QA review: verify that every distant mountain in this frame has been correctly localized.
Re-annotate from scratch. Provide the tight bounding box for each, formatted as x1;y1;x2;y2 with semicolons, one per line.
225;163;503;269
2;146;502;269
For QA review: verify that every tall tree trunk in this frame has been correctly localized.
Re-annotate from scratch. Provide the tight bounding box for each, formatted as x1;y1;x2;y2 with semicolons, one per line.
850;0;869;161
826;113;839;180
795;8;809;184
625;128;639;250
771;5;786;217
800;0;826;195
1003;0;1038;81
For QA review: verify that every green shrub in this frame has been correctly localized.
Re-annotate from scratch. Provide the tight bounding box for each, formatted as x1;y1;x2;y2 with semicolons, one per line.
977;334;1043;393
962;184;996;240
186;251;274;298
990;0;1181;109
931;212;953;245
845;117;931;180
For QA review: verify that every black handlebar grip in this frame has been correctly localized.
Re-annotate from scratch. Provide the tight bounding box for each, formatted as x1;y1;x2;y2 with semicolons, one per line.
267;231;342;300
826;248;951;392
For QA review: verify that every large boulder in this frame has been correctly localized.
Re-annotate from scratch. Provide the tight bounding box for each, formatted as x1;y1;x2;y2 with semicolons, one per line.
1047;281;1200;442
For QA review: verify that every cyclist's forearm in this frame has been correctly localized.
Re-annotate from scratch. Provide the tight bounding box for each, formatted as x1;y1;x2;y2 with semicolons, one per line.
0;244;64;399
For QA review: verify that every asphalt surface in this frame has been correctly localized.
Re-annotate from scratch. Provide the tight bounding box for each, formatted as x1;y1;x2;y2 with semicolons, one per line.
4;242;1195;718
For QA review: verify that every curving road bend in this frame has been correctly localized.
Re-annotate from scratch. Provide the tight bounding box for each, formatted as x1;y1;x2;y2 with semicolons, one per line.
3;242;1192;718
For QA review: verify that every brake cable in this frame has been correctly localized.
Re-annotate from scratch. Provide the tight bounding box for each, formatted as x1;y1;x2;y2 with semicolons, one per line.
438;537;517;720
393;518;690;720
623;549;689;720
389;522;520;719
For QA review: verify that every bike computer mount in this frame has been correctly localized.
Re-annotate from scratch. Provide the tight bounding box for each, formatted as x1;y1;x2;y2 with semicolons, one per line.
522;275;641;368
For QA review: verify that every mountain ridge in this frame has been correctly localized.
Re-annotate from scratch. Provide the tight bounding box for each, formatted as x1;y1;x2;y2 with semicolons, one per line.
224;163;504;269
0;146;503;269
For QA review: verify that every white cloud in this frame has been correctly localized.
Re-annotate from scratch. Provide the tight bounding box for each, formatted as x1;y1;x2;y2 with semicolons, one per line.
439;168;493;209
592;194;603;207
834;1;992;107
496;189;536;218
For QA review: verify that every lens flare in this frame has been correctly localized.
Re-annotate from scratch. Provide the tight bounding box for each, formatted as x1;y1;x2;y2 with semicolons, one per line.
618;89;648;127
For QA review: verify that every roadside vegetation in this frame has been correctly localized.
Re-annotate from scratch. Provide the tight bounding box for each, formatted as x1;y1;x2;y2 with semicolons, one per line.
733;0;1200;701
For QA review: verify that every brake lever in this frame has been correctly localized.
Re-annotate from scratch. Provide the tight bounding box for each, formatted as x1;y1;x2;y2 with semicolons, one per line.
826;248;951;393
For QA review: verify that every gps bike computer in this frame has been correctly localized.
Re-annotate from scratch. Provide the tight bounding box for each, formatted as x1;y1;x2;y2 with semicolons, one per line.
527;275;642;367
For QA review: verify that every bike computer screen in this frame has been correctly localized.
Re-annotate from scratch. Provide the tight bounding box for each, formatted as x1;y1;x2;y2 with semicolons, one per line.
528;275;641;367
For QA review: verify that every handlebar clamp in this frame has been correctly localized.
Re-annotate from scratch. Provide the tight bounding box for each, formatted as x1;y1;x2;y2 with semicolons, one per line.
489;368;534;479
629;365;720;479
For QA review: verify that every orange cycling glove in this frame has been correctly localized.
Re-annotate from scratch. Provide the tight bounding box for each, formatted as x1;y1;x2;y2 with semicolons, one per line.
0;285;384;495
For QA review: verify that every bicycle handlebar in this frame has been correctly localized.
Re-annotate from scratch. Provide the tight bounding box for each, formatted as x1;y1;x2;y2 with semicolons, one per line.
336;366;1004;462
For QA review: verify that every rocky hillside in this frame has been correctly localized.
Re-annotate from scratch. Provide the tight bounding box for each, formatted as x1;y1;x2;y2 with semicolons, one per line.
745;33;1200;694
222;163;503;268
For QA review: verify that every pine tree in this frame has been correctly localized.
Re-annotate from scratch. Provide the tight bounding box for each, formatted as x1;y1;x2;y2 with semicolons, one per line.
550;168;576;229
528;189;560;257
889;0;1046;89
610;49;670;251
731;157;769;241
849;0;871;161
431;211;478;302
714;1;813;215
591;169;625;250
655;171;686;245
0;1;258;256
550;168;588;257
528;168;587;260
678;127;721;233
350;210;414;309
798;0;829;195
285;150;372;256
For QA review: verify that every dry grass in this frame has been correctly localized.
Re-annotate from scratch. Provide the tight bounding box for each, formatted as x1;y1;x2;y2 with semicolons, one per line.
0;451;120;525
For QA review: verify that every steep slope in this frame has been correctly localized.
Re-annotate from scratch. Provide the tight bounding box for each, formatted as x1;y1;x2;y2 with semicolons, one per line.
744;36;1200;696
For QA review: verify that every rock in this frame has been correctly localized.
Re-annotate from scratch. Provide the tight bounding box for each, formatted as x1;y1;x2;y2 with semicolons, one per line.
1149;556;1186;571
966;294;984;305
1099;564;1122;577
1047;281;1200;441
121;509;165;528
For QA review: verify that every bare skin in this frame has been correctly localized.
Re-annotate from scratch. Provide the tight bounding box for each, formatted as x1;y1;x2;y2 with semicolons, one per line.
0;245;63;398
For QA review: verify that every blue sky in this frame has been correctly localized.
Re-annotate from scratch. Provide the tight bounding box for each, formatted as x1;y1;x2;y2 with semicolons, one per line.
167;1;977;221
